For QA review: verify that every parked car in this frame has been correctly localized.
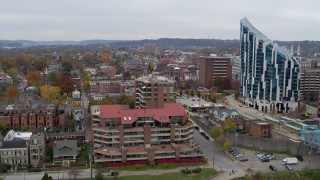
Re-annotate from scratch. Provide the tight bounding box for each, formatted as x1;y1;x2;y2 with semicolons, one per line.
200;132;206;136
296;155;304;161
268;155;276;160
269;165;277;171
285;165;293;170
239;157;248;162
194;126;200;130
204;135;210;140
261;158;270;162
236;154;244;158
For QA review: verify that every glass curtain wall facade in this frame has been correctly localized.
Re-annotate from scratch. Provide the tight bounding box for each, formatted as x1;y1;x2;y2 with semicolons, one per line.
240;18;299;103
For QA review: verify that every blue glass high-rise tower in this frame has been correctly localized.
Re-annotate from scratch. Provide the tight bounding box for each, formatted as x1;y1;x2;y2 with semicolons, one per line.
240;18;299;112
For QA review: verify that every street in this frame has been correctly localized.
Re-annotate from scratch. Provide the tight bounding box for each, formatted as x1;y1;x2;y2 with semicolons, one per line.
194;129;240;171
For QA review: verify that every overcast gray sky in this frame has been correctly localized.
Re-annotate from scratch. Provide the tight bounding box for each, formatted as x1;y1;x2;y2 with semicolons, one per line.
0;0;319;41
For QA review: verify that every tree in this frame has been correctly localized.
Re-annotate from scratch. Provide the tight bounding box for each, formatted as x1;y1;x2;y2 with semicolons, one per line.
197;91;201;98
234;92;240;100
63;114;75;132
122;71;131;80
35;59;48;71
47;71;60;85
56;76;75;95
21;125;29;132
0;164;11;173
222;118;237;132
213;76;222;90
190;89;194;97
26;71;41;86
148;62;155;72
100;52;110;63
211;126;223;139
216;135;225;146
41;173;53;180
0;122;7;131
95;171;104;180
177;89;182;96
6;68;19;84
61;61;73;75
82;81;89;92
40;85;61;104
223;139;233;150
6;85;17;103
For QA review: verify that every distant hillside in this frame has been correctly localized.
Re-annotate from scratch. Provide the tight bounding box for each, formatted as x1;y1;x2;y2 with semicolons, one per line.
111;38;240;48
0;40;120;47
1;38;319;57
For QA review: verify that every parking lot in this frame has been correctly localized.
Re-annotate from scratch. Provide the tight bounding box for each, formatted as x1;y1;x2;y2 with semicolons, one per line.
234;147;320;173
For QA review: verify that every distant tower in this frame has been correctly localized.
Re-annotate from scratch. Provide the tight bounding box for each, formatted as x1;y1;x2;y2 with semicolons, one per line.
291;45;294;53
297;45;301;56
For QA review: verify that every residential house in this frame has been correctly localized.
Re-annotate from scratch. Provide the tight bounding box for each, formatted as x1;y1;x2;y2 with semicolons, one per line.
53;139;80;163
29;133;45;167
209;108;243;129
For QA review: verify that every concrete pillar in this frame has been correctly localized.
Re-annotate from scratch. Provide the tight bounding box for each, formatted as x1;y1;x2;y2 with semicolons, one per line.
121;148;127;162
143;124;151;144
119;125;124;145
170;124;176;143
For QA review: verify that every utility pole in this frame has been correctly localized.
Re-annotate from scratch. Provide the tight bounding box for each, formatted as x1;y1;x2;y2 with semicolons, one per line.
212;142;214;170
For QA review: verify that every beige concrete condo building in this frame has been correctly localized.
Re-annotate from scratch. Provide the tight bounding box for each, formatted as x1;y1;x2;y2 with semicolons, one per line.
92;103;203;166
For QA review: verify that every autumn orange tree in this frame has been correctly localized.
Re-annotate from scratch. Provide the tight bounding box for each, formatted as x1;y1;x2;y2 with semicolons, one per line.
6;85;17;103
100;53;110;63
26;71;41;86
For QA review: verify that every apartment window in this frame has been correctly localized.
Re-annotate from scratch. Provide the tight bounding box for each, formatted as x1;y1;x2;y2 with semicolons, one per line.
32;155;38;159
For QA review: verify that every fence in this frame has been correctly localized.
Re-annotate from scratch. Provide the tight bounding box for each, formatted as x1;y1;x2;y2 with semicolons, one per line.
225;132;304;155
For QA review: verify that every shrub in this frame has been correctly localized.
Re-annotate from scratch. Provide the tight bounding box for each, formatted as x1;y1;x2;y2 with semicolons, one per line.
202;158;208;163
0;164;11;173
134;164;141;170
192;168;202;173
145;161;150;166
181;169;191;174
28;168;42;172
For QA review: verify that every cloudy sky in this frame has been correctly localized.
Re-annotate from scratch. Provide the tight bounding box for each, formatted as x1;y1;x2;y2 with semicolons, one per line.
0;0;319;41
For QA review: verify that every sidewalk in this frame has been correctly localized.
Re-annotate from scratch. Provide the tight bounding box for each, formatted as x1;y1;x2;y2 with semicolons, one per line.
113;164;212;177
210;168;245;180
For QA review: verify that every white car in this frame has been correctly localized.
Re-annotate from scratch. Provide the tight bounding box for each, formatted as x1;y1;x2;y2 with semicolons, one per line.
236;154;244;158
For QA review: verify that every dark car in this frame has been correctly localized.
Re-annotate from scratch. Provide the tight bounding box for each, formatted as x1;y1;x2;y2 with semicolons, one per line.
194;126;200;130
261;158;270;162
200;132;206;136
296;155;304;161
204;135;210;140
269;165;277;171
239;157;248;162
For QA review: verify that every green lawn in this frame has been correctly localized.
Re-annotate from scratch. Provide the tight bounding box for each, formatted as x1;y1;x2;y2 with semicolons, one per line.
101;163;205;172
82;168;217;180
239;168;320;180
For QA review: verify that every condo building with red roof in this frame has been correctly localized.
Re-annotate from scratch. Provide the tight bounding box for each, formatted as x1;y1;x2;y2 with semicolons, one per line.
91;103;203;165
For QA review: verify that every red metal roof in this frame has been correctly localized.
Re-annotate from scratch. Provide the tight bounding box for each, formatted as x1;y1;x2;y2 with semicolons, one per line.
100;103;187;125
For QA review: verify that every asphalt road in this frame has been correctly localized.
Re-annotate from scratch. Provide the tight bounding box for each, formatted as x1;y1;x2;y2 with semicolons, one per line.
194;129;240;171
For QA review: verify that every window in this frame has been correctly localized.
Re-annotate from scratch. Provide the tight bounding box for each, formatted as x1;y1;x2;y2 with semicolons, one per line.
32;155;38;159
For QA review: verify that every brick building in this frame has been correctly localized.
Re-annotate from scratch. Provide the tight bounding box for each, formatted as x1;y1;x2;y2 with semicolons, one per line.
0;104;56;131
249;121;271;138
91;103;203;166
89;79;124;94
135;75;176;109
300;69;320;101
199;56;232;88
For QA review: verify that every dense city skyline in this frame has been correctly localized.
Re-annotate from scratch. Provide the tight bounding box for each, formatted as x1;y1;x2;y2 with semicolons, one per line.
1;0;320;41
